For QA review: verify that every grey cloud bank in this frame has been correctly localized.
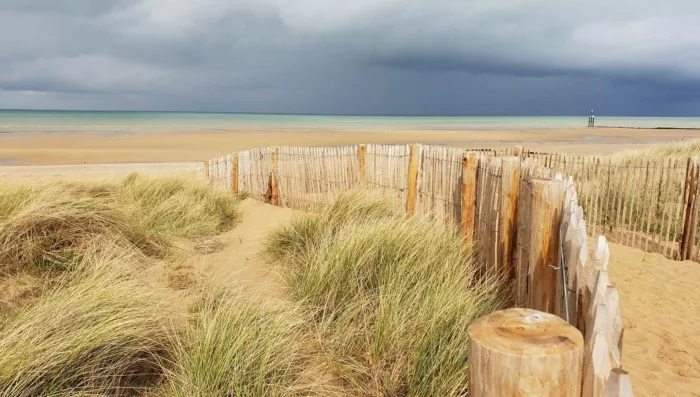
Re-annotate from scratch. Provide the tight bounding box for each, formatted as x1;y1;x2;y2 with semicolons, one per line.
1;0;699;115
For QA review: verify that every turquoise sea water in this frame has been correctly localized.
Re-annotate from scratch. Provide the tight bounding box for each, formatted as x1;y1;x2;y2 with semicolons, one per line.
1;110;700;134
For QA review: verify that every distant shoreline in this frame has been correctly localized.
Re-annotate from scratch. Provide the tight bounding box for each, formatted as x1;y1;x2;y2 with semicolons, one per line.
595;126;700;130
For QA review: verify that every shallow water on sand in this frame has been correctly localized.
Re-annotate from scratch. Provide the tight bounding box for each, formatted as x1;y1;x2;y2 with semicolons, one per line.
2;110;700;134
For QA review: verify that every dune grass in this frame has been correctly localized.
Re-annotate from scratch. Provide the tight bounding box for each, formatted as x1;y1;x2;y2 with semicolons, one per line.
265;190;506;396
611;138;700;162
0;172;243;273
0;176;505;396
0;246;178;397
165;289;311;397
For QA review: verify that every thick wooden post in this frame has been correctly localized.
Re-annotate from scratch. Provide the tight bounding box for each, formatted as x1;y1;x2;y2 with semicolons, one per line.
203;160;210;179
468;308;584;397
358;144;367;186
528;178;566;314
406;144;420;215
461;152;479;242
499;156;521;279
680;157;699;260
231;153;239;194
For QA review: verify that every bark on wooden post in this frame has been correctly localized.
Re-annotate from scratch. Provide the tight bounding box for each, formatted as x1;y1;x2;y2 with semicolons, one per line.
461;152;479;242
203;160;210;179
358;144;367;186
528;178;566;314
468;308;584;397
499;156;521;279
231;153;239;194
406;144;420;215
680;157;699;260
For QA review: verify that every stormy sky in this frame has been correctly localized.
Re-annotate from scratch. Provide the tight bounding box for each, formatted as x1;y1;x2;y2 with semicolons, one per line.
1;0;699;115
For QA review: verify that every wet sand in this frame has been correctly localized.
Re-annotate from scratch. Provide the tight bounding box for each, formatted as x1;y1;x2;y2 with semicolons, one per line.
1;127;698;165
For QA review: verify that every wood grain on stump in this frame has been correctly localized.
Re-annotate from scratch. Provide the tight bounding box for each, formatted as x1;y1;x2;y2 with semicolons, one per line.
468;308;584;397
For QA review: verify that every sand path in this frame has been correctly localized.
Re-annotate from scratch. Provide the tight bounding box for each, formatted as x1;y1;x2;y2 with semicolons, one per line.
194;198;296;297
608;243;700;397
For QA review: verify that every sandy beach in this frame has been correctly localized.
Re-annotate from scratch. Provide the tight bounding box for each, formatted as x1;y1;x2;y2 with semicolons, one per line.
1;127;699;165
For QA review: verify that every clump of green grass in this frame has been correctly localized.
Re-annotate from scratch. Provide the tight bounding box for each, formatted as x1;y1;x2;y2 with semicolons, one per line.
0;247;179;397
265;191;505;396
0;172;243;272
164;288;311;397
118;172;243;238
265;189;396;265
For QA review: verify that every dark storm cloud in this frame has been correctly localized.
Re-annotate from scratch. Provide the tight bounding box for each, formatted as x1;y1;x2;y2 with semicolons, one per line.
1;0;699;115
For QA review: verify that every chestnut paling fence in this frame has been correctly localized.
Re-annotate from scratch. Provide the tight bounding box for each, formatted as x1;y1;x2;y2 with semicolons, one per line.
205;145;700;262
201;144;632;396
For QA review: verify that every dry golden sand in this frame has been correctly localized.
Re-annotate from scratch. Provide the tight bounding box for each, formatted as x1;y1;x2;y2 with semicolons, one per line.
608;243;700;397
1;127;699;165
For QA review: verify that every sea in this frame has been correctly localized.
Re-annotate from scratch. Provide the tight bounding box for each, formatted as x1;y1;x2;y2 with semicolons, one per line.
1;110;700;134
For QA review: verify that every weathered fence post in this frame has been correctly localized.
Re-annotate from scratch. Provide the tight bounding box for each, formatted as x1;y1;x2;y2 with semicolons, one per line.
602;368;634;397
528;178;566;313
680;157;700;260
358;144;367;186
468;308;584;397
271;148;280;206
461;152;479;242
231;153;239;194
499;156;521;279
203;160;210;179
406;144;420;215
513;145;524;158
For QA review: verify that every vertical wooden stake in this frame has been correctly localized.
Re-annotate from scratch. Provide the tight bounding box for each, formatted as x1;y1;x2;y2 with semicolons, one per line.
231;153;239;194
271;148;280;206
461;152;479;242
513;145;524;158
468;308;584;397
406;144;420;215
203;160;210;179
358;144;367;186
602;368;634;397
688;158;700;260
680;157;699;260
499;156;521;279
528;178;566;314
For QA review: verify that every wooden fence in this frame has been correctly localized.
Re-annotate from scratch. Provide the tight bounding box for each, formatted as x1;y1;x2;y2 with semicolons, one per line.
524;152;700;262
201;143;633;396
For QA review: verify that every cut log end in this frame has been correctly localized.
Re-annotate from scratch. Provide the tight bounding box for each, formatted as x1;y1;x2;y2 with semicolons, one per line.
469;308;584;397
469;308;583;356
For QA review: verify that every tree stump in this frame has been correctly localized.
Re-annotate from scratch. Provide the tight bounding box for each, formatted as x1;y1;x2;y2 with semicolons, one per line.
468;308;584;397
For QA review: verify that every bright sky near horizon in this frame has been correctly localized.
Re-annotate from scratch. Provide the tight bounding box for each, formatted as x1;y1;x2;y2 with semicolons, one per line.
1;0;699;116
